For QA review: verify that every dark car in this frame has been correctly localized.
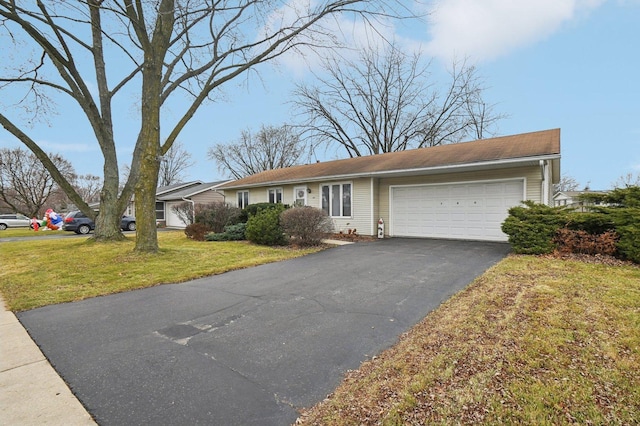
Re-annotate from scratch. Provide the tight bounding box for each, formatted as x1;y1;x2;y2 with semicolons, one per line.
62;211;136;234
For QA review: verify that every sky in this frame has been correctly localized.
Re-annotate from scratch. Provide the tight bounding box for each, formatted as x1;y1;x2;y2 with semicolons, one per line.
1;0;639;191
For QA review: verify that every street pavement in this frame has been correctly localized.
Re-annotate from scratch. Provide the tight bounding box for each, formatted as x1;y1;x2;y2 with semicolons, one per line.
16;238;510;425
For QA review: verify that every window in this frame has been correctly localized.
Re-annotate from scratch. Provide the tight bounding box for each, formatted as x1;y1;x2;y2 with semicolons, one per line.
155;201;165;220
268;188;283;203
321;183;351;217
237;191;249;209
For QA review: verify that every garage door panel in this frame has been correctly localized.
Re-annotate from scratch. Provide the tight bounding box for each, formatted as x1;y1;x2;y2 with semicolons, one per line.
391;180;523;241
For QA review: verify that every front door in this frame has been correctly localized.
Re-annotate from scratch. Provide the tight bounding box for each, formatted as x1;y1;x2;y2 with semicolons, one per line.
293;186;308;206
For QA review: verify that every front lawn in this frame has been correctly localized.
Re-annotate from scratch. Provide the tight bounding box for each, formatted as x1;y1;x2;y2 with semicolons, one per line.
0;230;322;311
0;228;47;238
297;255;640;424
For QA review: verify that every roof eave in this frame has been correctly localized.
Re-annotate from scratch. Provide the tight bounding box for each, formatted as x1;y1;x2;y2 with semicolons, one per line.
219;154;561;190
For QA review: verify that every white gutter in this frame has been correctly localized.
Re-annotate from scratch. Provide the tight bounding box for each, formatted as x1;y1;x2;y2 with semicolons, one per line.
220;154;561;190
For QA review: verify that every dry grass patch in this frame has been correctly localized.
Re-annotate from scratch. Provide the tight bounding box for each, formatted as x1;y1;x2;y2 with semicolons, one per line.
297;255;640;425
0;231;321;311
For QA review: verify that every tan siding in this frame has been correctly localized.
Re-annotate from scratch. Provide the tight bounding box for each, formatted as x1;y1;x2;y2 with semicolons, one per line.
192;190;225;205
378;166;543;235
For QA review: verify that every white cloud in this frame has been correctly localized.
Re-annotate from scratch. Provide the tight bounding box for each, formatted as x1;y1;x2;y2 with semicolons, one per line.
425;0;606;63
263;0;409;77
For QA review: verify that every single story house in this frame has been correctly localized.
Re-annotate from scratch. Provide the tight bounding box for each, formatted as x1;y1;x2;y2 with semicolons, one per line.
218;129;561;242
553;190;609;212
153;180;229;227
110;180;228;228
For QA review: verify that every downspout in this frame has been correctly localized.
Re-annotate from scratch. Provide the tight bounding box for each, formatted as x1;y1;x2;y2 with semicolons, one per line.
540;160;550;206
182;197;195;224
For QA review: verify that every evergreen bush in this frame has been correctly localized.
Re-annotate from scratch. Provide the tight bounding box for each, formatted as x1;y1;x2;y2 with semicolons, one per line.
501;201;568;254
205;223;247;241
245;204;287;246
240;202;287;223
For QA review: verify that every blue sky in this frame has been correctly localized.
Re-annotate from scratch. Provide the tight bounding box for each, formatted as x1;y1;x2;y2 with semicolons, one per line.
1;0;639;190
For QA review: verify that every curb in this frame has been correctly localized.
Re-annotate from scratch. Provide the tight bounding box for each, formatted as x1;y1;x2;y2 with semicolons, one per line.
0;296;96;425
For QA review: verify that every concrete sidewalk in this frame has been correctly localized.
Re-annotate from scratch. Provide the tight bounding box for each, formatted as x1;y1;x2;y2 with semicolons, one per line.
0;296;95;425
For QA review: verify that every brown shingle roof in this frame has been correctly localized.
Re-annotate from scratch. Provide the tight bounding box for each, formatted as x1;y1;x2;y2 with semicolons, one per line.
218;128;560;189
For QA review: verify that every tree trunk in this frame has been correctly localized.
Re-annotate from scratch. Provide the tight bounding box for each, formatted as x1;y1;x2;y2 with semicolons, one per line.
133;49;164;253
134;157;160;253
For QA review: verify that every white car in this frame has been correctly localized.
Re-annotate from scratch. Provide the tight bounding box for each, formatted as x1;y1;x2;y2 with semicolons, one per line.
0;213;32;230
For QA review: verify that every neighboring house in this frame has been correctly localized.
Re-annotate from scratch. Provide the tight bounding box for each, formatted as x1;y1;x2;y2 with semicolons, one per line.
218;129;561;242
88;181;228;228
154;180;229;227
553;190;609;212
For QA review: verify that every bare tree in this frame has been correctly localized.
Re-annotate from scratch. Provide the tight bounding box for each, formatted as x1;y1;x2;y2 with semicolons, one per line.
73;174;103;204
123;140;194;187
554;174;580;193
0;147;74;217
0;1;405;253
209;124;308;179
293;42;505;157
612;172;640;189
159;141;195;187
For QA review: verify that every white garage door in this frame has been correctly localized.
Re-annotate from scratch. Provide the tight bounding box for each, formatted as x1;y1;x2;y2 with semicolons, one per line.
391;180;524;241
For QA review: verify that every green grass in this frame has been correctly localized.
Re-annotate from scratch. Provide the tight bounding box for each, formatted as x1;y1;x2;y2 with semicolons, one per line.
297;255;640;425
0;228;47;238
0;230;322;311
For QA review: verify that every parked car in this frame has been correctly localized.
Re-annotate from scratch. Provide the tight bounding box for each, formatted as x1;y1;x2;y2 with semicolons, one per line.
62;211;136;234
0;213;32;230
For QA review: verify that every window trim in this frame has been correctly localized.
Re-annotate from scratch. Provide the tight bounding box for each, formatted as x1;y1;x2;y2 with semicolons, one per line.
237;190;249;209
267;187;283;204
320;181;352;218
155;201;165;220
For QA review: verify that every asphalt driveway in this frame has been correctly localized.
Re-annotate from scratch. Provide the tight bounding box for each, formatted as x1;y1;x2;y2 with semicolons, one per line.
18;238;510;425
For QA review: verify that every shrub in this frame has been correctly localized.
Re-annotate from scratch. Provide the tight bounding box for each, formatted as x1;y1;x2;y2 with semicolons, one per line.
553;229;619;256
501;197;640;263
615;224;640;263
280;206;334;246
205;223;247;241
240;202;287;223
195;202;241;233
184;223;213;241
501;201;568;254
604;207;640;263
245;204;287;246
604;186;640;208
564;212;615;235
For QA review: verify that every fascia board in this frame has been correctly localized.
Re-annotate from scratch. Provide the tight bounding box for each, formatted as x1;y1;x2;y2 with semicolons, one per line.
220;154;561;190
